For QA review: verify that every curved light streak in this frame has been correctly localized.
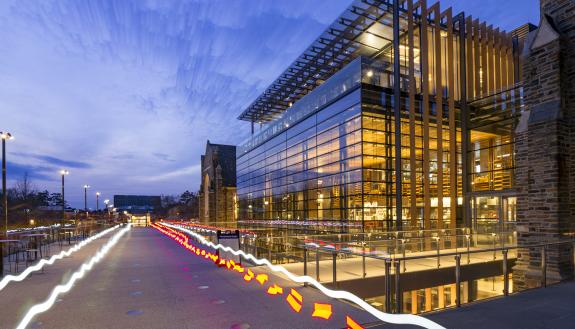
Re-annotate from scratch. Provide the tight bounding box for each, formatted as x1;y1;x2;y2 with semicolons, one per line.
15;224;131;329
162;222;444;329
0;225;120;292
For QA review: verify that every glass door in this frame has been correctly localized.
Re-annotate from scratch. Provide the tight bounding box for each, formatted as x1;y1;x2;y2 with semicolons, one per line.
472;196;500;233
502;196;516;231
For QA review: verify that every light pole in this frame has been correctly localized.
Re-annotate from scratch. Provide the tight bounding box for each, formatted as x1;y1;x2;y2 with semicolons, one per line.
83;185;90;217
96;192;100;212
1;131;14;236
104;199;110;221
1;131;14;277
60;170;69;223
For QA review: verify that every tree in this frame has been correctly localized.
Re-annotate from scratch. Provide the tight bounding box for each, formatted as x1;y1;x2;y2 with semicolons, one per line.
49;192;68;208
35;190;51;207
179;190;196;204
12;172;36;202
161;195;178;208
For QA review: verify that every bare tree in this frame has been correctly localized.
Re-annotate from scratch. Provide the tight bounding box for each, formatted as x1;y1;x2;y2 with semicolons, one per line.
13;172;37;201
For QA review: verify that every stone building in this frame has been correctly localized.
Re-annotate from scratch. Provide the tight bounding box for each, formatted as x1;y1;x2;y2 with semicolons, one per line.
514;0;575;289
198;141;237;224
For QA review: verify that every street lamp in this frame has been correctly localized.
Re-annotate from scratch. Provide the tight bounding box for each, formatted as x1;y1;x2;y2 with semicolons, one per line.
1;131;14;277
1;131;14;236
83;185;90;217
104;199;110;220
60;170;69;223
96;192;100;212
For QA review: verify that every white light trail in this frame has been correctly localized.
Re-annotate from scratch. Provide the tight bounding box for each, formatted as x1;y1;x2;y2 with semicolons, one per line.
15;224;131;329
0;225;120;292
163;222;444;329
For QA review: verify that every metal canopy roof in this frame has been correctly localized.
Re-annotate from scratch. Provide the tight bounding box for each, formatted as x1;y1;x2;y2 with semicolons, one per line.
238;0;395;122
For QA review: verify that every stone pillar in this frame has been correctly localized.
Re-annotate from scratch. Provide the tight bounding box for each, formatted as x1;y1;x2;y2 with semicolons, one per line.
514;2;575;290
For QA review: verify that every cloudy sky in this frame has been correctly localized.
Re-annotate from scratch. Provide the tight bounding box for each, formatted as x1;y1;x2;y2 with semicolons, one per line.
0;0;538;208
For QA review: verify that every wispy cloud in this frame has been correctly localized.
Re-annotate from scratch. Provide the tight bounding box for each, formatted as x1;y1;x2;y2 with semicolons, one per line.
132;164;201;183
13;152;91;169
6;161;54;181
0;0;538;206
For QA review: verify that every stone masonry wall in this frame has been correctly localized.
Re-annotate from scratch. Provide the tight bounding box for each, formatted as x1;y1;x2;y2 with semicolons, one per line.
514;0;575;290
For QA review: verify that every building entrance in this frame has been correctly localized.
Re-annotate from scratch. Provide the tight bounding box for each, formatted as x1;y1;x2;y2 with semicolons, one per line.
471;195;516;233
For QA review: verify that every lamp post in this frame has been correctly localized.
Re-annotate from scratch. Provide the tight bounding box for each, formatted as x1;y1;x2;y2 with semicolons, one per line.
60;170;69;223
1;131;14;236
83;185;90;218
104;199;110;221
96;192;100;212
1;131;14;277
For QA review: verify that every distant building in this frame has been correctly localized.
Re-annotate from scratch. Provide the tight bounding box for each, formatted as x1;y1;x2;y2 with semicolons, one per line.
199;141;237;223
113;195;161;227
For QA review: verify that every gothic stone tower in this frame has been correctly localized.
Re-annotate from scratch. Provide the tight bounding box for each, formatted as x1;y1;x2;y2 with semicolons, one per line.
514;0;575;289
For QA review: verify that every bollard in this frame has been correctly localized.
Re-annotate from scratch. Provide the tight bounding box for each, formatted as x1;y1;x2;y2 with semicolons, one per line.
395;260;402;313
385;259;392;313
503;249;509;296
455;254;461;307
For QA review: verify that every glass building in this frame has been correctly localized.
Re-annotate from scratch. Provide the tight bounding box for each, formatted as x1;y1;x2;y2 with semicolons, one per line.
236;0;531;233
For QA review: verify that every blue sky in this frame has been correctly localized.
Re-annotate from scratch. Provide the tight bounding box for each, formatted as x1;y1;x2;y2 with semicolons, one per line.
0;0;538;208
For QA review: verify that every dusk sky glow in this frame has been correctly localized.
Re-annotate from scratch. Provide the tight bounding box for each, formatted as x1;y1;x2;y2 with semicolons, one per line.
0;0;538;208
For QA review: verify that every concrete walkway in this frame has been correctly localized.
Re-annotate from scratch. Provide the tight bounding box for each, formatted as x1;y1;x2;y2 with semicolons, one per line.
4;227;379;329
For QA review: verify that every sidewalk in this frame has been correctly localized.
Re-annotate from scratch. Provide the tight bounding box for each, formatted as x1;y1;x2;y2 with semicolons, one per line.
24;227;379;329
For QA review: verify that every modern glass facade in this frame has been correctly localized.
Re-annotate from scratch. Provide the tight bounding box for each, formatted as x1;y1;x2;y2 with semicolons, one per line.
236;0;527;233
468;87;524;232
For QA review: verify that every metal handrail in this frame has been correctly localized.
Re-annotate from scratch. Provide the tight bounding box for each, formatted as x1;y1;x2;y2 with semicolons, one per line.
389;238;575;262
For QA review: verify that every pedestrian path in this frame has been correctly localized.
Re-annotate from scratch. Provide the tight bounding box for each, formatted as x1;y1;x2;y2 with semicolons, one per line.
13;228;378;329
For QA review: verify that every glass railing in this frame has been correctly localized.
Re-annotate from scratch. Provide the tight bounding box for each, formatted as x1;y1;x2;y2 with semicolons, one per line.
169;221;574;315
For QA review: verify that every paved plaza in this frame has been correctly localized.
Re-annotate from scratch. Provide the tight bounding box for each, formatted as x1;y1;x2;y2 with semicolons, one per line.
0;228;378;329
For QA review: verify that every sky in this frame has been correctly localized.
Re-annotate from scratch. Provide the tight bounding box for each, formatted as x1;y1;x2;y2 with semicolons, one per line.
0;0;539;208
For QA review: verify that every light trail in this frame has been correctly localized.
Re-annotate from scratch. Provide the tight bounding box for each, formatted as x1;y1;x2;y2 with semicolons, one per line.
0;225;120;292
162;222;445;329
15;224;131;329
